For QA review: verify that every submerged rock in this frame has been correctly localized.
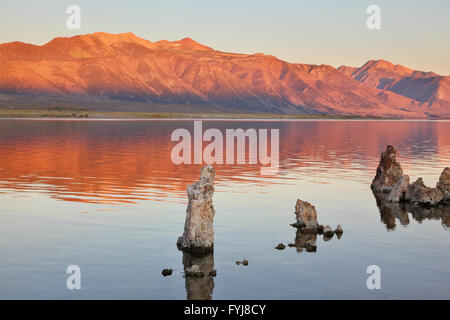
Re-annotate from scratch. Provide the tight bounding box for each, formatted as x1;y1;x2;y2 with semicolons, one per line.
275;243;286;250
294;199;319;232
177;166;216;253
162;269;173;277
235;259;249;266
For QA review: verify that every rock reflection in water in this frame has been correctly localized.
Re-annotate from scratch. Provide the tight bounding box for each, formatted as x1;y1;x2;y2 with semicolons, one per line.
375;194;450;231
182;251;215;300
293;230;318;253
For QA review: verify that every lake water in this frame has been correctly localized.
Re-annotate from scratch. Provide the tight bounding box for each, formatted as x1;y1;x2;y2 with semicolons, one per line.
0;119;449;299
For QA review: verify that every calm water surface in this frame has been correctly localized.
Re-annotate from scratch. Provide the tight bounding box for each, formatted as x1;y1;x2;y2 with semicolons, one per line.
0;119;449;299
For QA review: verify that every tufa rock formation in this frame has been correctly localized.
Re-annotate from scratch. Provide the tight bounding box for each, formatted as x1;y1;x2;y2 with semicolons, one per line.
407;178;444;206
371;145;410;202
372;145;450;206
292;200;320;232
291;199;342;235
177;166;216;253
289;199;342;252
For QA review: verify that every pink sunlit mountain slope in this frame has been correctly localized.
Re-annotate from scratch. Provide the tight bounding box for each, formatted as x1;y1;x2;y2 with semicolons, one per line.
338;59;450;117
0;32;448;118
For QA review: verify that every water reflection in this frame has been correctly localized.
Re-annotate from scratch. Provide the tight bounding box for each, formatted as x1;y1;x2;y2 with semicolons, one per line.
0;120;449;204
374;194;450;231
182;251;215;300
290;228;342;253
292;230;317;253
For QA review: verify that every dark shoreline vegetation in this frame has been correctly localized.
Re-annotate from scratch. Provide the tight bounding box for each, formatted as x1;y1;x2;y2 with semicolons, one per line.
0;95;446;120
0;107;377;120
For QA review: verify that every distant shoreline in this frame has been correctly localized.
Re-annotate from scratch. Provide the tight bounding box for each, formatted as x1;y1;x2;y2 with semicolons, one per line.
0;108;433;120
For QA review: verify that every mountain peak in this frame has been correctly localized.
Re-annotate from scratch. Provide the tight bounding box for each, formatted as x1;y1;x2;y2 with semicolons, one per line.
364;59;395;69
161;37;213;51
338;59;448;110
44;32;157;50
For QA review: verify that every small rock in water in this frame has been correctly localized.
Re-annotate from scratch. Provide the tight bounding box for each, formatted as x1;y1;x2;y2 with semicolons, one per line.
323;225;334;237
235;259;248;266
162;269;173;277
288;243;296;247
334;225;343;234
275;243;286;250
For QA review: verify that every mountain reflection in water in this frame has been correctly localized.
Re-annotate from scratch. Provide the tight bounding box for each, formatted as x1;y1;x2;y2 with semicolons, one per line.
0;120;449;205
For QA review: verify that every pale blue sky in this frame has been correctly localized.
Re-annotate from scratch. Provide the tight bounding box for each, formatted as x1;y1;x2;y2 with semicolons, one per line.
1;0;449;74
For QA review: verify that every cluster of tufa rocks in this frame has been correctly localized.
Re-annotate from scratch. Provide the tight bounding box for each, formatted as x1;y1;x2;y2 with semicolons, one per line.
177;166;216;253
371;145;450;206
290;199;343;239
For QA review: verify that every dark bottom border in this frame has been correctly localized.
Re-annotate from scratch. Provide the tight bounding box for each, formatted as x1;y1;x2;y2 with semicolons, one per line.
1;300;449;318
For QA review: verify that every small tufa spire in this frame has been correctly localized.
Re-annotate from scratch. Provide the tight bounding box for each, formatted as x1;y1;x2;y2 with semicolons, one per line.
177;166;216;253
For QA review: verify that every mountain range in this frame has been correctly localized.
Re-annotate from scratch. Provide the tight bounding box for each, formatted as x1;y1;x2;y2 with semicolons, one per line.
0;32;448;118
